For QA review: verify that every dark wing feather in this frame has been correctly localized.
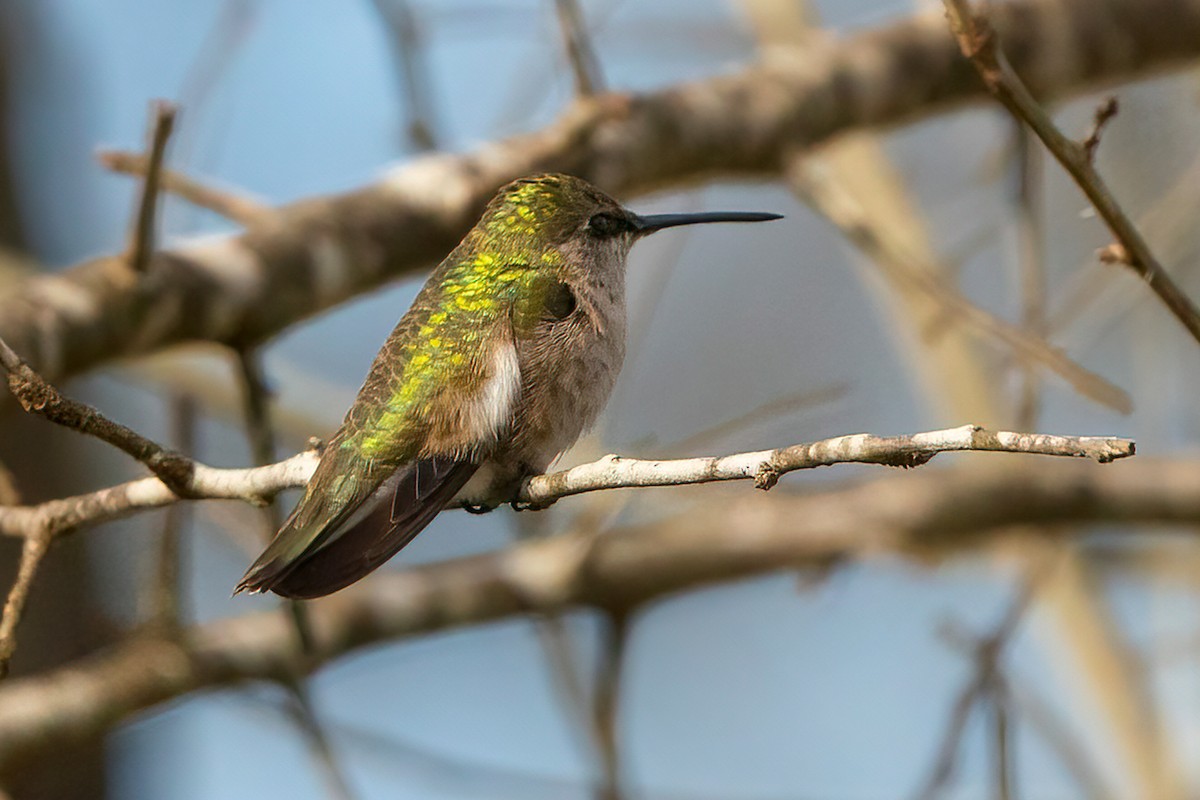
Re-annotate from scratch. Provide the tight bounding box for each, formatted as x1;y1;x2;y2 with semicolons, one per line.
236;456;478;599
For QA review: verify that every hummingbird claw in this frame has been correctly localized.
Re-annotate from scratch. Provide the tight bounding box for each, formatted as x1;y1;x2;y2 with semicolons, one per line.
510;498;554;512
463;502;495;515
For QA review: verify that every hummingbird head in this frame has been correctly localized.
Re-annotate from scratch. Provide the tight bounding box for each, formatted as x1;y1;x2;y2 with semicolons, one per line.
475;174;782;281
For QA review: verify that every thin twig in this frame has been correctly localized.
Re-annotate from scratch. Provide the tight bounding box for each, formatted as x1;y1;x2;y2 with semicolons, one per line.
653;383;848;455
367;0;439;151
990;681;1014;800
533;610;594;742
285;685;356;800
234;347;280;507
142;395;197;631
233;348;352;796
594;609;629;800
1014;124;1045;429
789;159;1131;414
914;651;985;799
912;573;1043;799
523;425;1134;504
1082;97;1119;165
1007;672;1118;800
943;0;1200;346
0;531;52;679
512;511;600;774
125;100;178;273
98;149;269;226
179;0;259;123
0;450;315;539
554;0;604;97
0;336;198;497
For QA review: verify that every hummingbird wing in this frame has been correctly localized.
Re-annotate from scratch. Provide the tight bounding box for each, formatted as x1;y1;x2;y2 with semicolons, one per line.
237;301;525;598
236;452;479;598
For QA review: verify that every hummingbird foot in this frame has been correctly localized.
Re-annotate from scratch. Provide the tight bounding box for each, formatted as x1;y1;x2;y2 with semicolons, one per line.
509;497;554;512
463;502;496;514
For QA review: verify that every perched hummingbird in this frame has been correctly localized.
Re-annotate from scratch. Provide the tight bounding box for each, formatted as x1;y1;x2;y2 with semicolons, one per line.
236;174;781;598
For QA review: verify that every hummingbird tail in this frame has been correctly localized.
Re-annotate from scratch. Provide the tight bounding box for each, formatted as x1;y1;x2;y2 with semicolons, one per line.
236;457;479;599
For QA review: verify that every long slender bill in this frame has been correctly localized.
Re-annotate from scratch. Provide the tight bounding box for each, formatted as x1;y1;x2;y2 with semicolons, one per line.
631;211;783;234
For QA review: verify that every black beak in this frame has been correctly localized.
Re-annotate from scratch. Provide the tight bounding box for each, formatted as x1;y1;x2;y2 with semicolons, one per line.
630;211;783;235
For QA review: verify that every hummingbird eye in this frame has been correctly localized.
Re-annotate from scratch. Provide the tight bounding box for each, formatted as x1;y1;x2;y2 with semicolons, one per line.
586;213;628;238
544;280;577;321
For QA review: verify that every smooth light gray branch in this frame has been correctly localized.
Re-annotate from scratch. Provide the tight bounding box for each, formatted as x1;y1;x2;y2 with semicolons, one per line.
0;450;318;539
0;426;1132;539
521;425;1133;503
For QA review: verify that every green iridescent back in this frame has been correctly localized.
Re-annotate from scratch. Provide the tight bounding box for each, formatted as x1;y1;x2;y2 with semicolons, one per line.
334;174;604;464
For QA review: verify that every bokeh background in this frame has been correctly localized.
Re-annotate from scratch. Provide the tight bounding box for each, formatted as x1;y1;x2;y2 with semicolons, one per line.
2;0;1199;798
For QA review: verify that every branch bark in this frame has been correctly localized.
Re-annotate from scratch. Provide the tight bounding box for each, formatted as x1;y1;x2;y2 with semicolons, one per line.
0;425;1133;539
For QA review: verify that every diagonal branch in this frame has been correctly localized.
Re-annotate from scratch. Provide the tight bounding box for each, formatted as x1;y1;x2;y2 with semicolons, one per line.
943;0;1200;347
787;157;1130;414
0;337;198;497
98;149;270;226
124;100;177;273
912;568;1046;799
553;0;604;97
0;531;52;678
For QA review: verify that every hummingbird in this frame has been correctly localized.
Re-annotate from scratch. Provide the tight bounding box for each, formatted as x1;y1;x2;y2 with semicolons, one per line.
236;174;781;599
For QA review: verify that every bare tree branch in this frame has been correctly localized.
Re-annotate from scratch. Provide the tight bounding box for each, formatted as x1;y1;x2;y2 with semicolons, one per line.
522;426;1133;502
1013;123;1046;428
0;451;317;539
140;394;196;632
943;0;1200;346
1008;672;1117;800
0;532;51;679
229;347;356;798
98;149;270;226
368;0;440;151
0;336;200;498
594;609;629;800
553;0;604;97
787;157;1131;413
913;570;1044;799
124;100;177;273
0;456;1195;775
0;425;1133;540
